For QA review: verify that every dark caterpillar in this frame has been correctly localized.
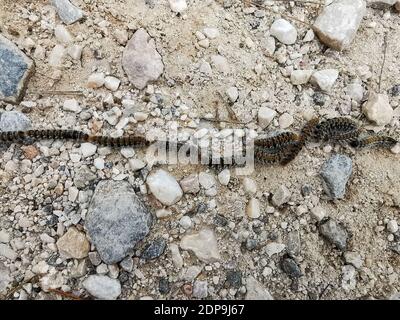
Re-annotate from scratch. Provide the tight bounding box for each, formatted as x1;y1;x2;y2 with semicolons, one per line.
0;129;150;148
350;135;397;149
303;117;360;143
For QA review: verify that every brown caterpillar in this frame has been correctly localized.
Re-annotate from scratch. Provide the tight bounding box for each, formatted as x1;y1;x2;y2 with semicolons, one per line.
302;117;360;143
0;129;150;148
350;135;398;149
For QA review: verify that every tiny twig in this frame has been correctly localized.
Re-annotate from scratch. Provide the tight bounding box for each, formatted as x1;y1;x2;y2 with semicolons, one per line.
47;288;85;300
378;32;388;93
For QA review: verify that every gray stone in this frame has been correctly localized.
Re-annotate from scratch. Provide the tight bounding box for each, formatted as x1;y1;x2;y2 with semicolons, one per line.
52;0;84;25
319;218;349;251
0;35;34;104
192;280;208;299
245;276;273;300
141;237;166;260
280;256;302;279
86;180;153;264
122;28;164;90
0;243;17;261
73;165;97;189
320;154;352;199
82;275;121;300
0;111;31;132
226;270;242;289
0;262;12;294
313;0;366;51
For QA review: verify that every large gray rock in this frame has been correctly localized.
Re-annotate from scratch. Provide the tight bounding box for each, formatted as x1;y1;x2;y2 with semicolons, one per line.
0;111;31;132
122;28;164;90
86;180;152;264
320;154;352;199
313;0;366;51
51;0;84;25
0;35;34;104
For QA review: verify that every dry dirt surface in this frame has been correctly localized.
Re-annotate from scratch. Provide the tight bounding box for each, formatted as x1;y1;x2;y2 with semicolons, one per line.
0;0;399;300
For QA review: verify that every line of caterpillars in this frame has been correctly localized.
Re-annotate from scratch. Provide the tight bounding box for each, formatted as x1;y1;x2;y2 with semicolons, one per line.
0;117;398;167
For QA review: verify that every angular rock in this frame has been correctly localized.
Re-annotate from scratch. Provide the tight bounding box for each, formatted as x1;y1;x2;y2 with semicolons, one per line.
280;256;302;279
265;242;286;257
0;111;31;132
272;185;291;207
56;227;90;259
290;70;313;85
319;218;349;251
363;93;393;126
122;28;164;90
313;0;366;51
147;169;183;205
320;154;352;199
270;19;297;45
245;276;273;300
258;107;276;128
52;0;84;25
168;0;188;13
86;180;153;264
310;69;339;92
0;35;34;103
192;280;208;299
180;174;200;194
141;237;167;260
82;275;121;300
180;228;220;263
0;244;17;261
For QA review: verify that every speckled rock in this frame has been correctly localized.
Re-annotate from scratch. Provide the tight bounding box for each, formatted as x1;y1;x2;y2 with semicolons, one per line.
122;28;164;90
0;35;35;103
141;237;167;260
51;0;84;25
245;276;273;300
319;218;349;251
320;154;352;199
0;111;31;132
86;180;153;264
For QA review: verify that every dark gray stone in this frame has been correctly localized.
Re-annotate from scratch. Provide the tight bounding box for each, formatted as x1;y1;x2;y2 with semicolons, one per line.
0;35;34;104
280;256;302;279
86;180;153;264
158;277;170;294
141;237;166;260
225;270;242;289
319;218;349;251
52;0;84;25
0;111;31;132
312;92;326;106
320;154;352;199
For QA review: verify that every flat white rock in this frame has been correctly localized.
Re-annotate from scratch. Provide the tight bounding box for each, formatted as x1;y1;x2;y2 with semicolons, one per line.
270;19;297;45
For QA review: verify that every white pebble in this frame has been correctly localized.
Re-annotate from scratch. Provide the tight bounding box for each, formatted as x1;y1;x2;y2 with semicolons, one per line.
63;99;81;113
104;76;121;92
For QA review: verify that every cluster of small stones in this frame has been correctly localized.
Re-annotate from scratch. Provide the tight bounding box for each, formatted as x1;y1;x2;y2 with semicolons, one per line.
0;0;400;300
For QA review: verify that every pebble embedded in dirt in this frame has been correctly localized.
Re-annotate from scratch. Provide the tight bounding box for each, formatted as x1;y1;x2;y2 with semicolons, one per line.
180;228;220;263
319;218;349;251
320;154;353;200
310;69;339;92
82;275;121;300
147;169;183;205
270;19;297;45
0;111;31;131
52;0;84;25
56;227;90;259
362;93;394;126
122;28;164;90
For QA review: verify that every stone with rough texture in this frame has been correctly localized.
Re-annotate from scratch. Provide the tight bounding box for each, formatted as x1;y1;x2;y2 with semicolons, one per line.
291;70;313;85
319;218;349;251
180;228;220;263
168;0;188;13
313;0;366;51
0;35;34;104
272;185;291;207
82;275;121;300
193;280;208;298
246;198;261;219
270;19;297;45
122;28;164;90
310;69;339;92
362;93;393;126
320;154;352;199
258;107;276;128
245;276;273;300
0;262;12;294
147;169;183;205
0;244;17;261
0;111;31;132
86;180;152;264
56;227;90;259
52;0;84;25
180;174;200;194
141;237;167;260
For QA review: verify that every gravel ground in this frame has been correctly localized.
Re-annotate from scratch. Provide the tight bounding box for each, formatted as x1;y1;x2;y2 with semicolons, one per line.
0;0;400;300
